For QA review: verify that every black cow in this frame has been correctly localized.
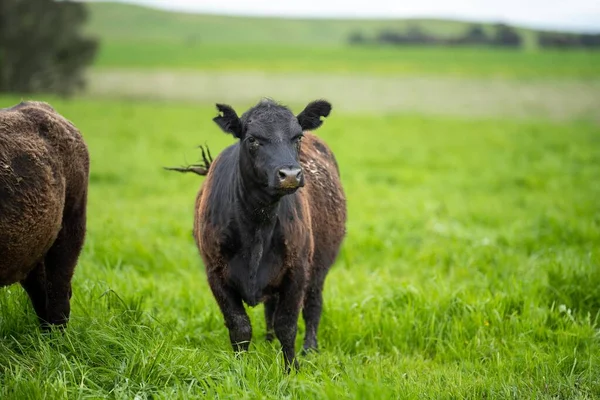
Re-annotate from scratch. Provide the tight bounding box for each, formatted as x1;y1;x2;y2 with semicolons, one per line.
169;98;346;371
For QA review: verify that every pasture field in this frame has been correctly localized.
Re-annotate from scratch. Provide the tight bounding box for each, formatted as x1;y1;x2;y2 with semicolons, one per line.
0;96;599;399
2;2;600;397
93;42;600;79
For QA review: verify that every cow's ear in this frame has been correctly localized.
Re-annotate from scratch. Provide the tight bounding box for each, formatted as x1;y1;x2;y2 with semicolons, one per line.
213;104;243;139
297;100;332;131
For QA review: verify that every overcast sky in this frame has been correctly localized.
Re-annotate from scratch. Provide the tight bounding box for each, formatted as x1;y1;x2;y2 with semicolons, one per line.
96;0;600;32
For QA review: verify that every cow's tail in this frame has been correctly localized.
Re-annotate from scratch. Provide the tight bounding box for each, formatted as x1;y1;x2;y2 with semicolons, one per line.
164;144;213;177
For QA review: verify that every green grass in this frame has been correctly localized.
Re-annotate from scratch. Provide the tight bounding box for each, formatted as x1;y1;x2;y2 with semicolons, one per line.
93;41;600;79
1;96;599;398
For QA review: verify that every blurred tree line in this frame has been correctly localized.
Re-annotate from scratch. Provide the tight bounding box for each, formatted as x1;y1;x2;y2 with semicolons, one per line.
349;23;600;49
538;31;600;49
0;0;98;96
348;23;523;48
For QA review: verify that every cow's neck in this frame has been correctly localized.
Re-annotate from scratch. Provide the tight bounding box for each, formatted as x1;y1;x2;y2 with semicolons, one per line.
235;173;281;227
234;173;283;304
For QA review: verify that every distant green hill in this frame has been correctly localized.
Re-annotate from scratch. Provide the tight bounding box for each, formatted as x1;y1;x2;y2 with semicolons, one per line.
85;2;537;46
82;2;600;79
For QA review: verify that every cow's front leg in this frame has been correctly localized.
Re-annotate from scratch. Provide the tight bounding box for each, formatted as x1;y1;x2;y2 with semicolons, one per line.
207;273;252;352
274;268;306;372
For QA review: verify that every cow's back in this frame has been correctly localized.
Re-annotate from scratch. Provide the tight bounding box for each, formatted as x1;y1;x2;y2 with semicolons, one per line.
300;133;346;271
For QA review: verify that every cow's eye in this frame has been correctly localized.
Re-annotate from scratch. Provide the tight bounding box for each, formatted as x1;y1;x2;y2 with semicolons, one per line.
247;136;257;145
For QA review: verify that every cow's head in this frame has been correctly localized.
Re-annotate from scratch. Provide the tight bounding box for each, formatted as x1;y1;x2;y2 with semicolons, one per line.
213;98;331;197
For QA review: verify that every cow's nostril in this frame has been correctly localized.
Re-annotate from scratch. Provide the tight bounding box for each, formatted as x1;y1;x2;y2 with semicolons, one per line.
295;170;302;180
278;170;287;180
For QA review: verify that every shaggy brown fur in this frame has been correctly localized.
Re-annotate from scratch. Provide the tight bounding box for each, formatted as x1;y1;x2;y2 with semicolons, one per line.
0;101;89;329
169;99;346;371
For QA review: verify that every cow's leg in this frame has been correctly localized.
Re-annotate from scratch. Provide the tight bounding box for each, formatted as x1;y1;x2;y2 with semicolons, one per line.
274;269;306;372
44;192;87;329
264;294;278;342
20;261;48;325
208;273;252;352
302;270;327;353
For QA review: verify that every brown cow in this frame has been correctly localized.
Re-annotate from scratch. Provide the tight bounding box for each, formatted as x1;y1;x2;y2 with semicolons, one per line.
0;101;89;329
167;98;346;371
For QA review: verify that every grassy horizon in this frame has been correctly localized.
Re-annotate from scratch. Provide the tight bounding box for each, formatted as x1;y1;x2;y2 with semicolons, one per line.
85;2;540;46
0;96;599;398
82;2;600;80
91;41;600;79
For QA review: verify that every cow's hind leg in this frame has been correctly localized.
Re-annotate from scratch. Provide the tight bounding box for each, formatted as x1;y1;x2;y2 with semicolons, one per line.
264;294;278;342
302;270;327;353
20;261;48;325
44;194;87;329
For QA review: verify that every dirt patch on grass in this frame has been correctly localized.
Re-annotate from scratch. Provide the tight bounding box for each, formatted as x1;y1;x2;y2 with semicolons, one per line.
87;69;600;121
